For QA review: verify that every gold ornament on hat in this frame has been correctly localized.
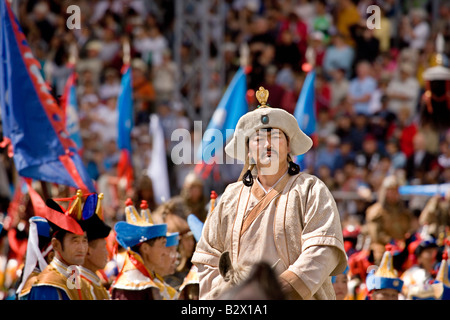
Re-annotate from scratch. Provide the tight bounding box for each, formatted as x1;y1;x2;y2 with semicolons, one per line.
68;189;83;220
124;198;153;226
435;250;450;286
375;245;398;278
95;193;104;220
255;87;270;108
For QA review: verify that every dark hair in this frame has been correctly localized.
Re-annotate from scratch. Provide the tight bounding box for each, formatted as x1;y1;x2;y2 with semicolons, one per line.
51;227;68;251
38;235;52;252
131;236;166;254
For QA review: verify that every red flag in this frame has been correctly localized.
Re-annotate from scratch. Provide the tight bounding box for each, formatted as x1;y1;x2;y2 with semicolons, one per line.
25;179;84;235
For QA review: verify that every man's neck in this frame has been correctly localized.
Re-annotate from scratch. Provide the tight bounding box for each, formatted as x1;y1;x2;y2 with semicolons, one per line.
257;163;289;191
82;261;99;274
143;259;156;277
54;253;70;267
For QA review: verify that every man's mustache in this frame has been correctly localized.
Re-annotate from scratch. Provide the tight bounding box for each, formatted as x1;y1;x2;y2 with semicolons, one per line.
260;148;278;158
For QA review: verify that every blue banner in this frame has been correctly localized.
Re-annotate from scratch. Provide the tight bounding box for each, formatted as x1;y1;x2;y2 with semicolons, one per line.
293;70;316;166
197;67;248;163
0;0;95;192
117;65;133;154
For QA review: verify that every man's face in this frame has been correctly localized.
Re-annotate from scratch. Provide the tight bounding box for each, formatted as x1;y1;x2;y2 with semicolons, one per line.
154;246;178;277
418;247;438;271
248;128;290;175
143;237;168;272
85;238;109;271
385;187;400;205
54;232;88;266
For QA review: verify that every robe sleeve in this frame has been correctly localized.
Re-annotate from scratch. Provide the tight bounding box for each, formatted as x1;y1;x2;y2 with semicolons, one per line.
280;177;347;299
280;246;341;299
191;195;227;299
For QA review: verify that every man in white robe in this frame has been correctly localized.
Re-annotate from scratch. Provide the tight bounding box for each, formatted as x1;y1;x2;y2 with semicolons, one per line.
191;87;347;300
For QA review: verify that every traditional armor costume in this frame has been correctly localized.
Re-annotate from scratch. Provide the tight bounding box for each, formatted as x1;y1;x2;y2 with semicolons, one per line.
365;245;404;299
28;190;101;300
78;193;112;300
111;199;178;300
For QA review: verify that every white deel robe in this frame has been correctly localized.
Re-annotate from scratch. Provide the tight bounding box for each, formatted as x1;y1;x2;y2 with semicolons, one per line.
191;172;347;300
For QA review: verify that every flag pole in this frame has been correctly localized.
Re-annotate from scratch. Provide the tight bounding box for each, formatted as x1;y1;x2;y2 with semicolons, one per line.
210;190;217;213
68;42;78;67
123;37;131;67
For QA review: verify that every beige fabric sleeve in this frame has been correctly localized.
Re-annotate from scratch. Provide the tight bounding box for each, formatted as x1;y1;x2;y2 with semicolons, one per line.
280;246;341;299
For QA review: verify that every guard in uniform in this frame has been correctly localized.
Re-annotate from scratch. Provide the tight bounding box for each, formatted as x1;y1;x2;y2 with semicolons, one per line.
78;193;112;300
110;199;169;300
28;190;94;300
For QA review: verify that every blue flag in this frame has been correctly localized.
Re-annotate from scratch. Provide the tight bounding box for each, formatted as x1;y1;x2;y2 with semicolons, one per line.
62;69;82;149
0;0;95;193
116;64;134;190
293;70;316;166
117;65;133;154
197;67;248;164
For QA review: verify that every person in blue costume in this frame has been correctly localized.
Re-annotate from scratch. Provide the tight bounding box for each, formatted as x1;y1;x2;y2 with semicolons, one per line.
28;190;98;300
366;245;404;300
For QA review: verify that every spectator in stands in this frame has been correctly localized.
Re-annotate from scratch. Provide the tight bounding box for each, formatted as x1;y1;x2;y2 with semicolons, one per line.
365;175;413;245
277;10;308;61
312;0;333;43
132;58;156;125
402;8;430;51
335;0;361;47
262;65;286;108
347;61;377;115
386;63;420;117
355;134;383;171
99;68;121;101
315;134;342;174
405;132;438;184
323;33;354;79
350;22;380;66
275;29;301;70
329;68;350;111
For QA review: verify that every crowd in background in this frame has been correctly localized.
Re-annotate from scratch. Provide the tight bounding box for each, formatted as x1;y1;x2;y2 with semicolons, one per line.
1;0;450;300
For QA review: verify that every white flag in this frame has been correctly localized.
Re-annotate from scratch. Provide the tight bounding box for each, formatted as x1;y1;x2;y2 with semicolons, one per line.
147;114;171;204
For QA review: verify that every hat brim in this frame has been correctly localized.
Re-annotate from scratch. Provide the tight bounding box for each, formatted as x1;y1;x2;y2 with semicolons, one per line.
366;272;403;292
44;199;84;236
114;221;167;249
166;232;179;247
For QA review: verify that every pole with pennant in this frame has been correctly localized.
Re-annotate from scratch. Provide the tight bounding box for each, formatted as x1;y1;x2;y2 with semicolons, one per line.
116;38;134;192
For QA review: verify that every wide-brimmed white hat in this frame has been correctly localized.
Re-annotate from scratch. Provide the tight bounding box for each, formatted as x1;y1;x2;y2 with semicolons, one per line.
224;87;313;162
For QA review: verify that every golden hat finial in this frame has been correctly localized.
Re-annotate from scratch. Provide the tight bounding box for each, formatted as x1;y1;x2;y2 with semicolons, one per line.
140;200;154;224
68;189;83;220
255;87;269;108
436;250;450;286
95;193;104;220
124;198;153;226
375;245;398;278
